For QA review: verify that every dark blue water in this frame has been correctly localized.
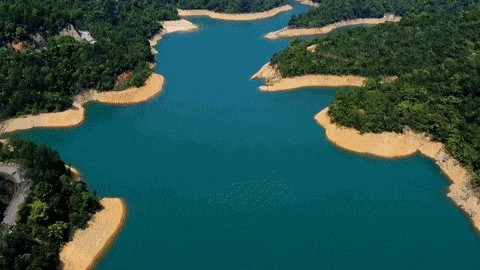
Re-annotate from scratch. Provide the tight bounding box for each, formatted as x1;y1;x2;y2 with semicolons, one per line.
13;2;480;269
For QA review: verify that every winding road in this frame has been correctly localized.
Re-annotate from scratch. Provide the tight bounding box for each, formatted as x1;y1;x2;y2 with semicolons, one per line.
0;164;31;225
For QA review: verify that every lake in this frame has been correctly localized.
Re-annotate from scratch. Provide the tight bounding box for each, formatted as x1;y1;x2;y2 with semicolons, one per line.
14;1;480;269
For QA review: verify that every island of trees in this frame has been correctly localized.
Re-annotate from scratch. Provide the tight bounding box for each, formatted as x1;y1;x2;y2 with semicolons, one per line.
0;140;101;269
0;0;285;121
271;1;480;185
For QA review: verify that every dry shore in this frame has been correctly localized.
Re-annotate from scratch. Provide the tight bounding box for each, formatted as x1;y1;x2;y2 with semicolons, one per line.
252;63;367;92
0;20;199;136
178;5;292;21
265;14;401;39
296;0;319;7
150;19;199;55
60;198;128;270
0;74;165;136
316;108;480;232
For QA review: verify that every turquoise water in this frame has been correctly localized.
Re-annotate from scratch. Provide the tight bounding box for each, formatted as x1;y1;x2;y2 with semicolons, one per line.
12;1;480;269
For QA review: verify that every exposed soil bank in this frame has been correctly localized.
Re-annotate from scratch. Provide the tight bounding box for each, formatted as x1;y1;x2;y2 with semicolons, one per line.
252;63;366;92
178;5;293;21
316;107;480;233
265;14;401;39
0;20;199;136
60;198;128;270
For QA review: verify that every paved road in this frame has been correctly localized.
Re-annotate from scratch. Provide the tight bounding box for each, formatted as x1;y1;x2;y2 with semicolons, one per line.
0;165;31;225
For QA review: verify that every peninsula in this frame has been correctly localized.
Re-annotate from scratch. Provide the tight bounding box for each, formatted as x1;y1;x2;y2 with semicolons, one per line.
316;108;480;232
252;63;367;91
0;20;198;136
263;0;480;233
178;5;293;21
0;140;105;269
265;14;401;39
60;198;127;270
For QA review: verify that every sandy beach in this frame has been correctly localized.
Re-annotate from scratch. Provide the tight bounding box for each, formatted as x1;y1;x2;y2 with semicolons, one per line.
252;63;366;92
0;20;199;137
178;5;292;21
265;14;401;39
296;0;319;7
60;198;127;270
315;108;480;233
0;74;165;136
149;19;199;49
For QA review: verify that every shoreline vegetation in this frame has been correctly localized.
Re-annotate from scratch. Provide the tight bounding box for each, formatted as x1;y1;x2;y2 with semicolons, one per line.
0;19;198;137
265;13;401;39
252;63;366;91
178;5;292;21
316;108;480;232
0;140;103;268
60;198;128;270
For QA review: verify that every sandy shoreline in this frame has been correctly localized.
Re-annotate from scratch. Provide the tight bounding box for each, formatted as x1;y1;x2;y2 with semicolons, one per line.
265;14;401;39
316;108;480;233
296;0;319;7
149;19;199;55
0;20;198;137
252;63;367;92
0;73;165;136
178;5;292;21
60;198;128;270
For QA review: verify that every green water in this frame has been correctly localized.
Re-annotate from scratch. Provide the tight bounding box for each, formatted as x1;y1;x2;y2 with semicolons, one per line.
12;2;480;269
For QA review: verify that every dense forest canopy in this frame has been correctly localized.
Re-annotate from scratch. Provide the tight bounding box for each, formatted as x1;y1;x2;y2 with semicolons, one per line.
0;140;101;269
0;0;179;120
272;2;480;185
169;0;287;13
289;0;477;27
0;0;285;121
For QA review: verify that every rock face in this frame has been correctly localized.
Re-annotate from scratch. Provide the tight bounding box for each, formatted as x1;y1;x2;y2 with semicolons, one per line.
307;44;318;53
11;42;33;53
59;24;96;44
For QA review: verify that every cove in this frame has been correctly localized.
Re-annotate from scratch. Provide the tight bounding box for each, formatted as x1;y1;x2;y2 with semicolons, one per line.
11;1;480;269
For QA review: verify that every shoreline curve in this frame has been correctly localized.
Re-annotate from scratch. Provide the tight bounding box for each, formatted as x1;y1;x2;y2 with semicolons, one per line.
0;19;199;137
251;63;366;92
265;14;401;39
315;107;480;233
178;5;292;21
60;198;128;270
296;0;319;7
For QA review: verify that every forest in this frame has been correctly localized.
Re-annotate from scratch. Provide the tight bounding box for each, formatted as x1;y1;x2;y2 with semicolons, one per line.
0;140;101;269
272;2;480;185
289;0;477;27
0;0;179;120
169;0;286;13
0;0;284;121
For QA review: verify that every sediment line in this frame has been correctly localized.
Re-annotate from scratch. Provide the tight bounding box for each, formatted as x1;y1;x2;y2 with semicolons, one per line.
265;14;401;39
251;63;367;92
0;19;199;137
60;198;128;270
315;107;480;233
178;5;292;21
